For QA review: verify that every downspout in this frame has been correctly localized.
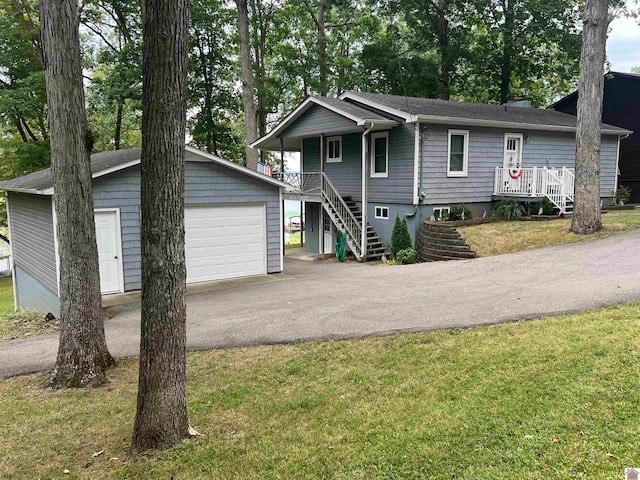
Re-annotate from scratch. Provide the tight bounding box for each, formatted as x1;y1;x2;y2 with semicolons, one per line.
320;133;325;256
280;138;285;258
361;123;374;260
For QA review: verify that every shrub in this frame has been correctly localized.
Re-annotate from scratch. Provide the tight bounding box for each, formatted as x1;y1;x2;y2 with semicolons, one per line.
390;214;412;256
444;204;473;221
494;200;525;220
531;197;555;215
616;185;631;205
395;247;417;264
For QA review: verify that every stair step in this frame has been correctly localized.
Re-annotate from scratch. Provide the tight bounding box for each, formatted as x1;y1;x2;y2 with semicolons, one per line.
421;247;476;259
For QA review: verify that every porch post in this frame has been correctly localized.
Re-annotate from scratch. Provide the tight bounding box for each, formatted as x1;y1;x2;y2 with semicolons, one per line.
320;133;325;256
531;166;538;196
280;138;285;257
361;128;368;260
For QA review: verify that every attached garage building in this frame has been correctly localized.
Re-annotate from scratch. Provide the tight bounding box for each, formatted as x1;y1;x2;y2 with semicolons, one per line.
1;146;287;316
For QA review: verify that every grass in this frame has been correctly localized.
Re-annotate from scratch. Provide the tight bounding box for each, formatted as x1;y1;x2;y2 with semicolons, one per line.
0;275;59;341
285;230;304;247
459;209;640;256
2;303;640;479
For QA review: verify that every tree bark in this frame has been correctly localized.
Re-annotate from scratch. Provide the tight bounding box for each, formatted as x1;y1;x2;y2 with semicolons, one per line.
500;0;514;104
436;0;450;100
570;0;608;234
114;101;124;150
39;0;115;389
235;0;259;170
130;0;192;454
317;1;328;96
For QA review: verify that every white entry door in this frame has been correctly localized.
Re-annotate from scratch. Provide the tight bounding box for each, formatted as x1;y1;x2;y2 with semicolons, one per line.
94;210;123;294
185;204;266;283
323;212;334;254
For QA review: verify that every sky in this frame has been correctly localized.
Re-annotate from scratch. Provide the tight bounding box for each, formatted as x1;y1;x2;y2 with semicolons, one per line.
607;6;640;73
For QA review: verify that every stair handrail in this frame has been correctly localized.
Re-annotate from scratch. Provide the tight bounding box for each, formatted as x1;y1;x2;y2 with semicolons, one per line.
320;173;363;258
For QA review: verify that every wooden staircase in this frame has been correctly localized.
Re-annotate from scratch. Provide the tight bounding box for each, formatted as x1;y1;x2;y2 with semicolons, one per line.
340;196;387;261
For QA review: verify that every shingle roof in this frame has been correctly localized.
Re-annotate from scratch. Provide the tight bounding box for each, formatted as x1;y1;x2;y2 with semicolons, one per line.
344;91;631;134
0;148;141;193
312;96;393;122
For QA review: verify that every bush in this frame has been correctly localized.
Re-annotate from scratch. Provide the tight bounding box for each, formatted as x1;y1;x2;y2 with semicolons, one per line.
390;214;412;256
494;200;525;220
395;247;417;264
444;204;473;221
531;197;555;215
616;185;632;205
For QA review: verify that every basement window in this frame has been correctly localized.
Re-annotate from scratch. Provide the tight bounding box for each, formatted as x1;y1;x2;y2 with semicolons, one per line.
375;206;389;219
432;206;450;221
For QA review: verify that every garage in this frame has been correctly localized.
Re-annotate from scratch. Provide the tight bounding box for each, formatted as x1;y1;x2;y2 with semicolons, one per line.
185;204;267;283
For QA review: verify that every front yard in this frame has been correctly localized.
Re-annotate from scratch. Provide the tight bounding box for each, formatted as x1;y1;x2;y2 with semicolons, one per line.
459;209;640;256
1;302;639;479
0;276;58;341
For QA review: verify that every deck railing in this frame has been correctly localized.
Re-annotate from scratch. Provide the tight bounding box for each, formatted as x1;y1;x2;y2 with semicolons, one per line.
276;172;322;196
494;166;575;210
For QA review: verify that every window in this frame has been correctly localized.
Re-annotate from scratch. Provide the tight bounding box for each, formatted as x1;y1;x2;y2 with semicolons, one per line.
432;206;450;221
370;132;389;178
447;130;469;177
326;136;342;163
375;206;389;219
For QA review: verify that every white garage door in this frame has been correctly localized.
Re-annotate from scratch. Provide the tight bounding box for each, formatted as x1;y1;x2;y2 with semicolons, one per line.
185;204;267;283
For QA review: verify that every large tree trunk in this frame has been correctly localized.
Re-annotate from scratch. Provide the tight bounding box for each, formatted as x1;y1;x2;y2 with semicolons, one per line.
39;0;115;389
436;0;450;100
235;0;259;170
130;0;193;454
114;101;123;150
570;0;608;234
317;1;328;97
500;0;514;104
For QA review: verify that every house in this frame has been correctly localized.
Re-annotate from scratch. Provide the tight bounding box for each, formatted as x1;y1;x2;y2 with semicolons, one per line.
252;92;631;261
1;146;288;316
550;71;640;201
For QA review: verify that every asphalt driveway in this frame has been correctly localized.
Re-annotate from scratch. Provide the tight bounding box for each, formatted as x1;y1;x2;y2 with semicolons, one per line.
2;228;640;378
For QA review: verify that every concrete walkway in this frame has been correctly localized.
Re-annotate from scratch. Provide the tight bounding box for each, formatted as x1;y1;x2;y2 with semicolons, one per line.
2;229;640;378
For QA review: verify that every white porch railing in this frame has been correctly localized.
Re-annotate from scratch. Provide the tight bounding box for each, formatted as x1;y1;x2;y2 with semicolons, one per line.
494;166;575;211
277;171;364;260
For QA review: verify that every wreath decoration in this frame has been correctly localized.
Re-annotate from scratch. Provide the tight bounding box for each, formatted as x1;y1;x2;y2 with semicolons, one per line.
508;168;523;179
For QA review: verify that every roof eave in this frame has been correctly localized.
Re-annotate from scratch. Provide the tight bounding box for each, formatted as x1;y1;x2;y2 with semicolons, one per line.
1;186;52;196
415;114;631;135
339;91;417;122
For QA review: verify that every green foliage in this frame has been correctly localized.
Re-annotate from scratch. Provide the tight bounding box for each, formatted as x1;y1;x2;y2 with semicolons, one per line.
395;247;417;265
494;200;525;221
390;214;412;256
445;205;473;221
616;185;631;205
531;197;555;215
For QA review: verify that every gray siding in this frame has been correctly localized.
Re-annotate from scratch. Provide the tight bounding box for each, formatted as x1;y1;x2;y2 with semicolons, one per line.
302;124;416;204
8;192;58;312
92;160;283;291
93;166;142;291
302;137;320;172
364;202;420;248
368;123;415;204
324;133;362;200
282;104;359;138
421;125;620;204
15;265;60;316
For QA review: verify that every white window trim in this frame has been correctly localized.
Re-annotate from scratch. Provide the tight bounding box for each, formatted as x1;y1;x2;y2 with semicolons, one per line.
326;136;342;163
374;205;389;219
503;132;524;168
370;131;389;178
432;206;450;221
447;129;469;178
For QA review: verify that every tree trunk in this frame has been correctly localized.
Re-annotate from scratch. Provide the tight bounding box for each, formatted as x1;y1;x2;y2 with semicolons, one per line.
39;0;115;389
500;0;514;104
235;0;259;170
130;0;192;454
570;0;608;234
437;0;450;100
114;101;124;150
317;1;328;96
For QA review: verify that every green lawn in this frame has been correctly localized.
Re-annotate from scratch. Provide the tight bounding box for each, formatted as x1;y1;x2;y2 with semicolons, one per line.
459;209;640;256
285;230;304;247
0;275;58;341
2;303;640;479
